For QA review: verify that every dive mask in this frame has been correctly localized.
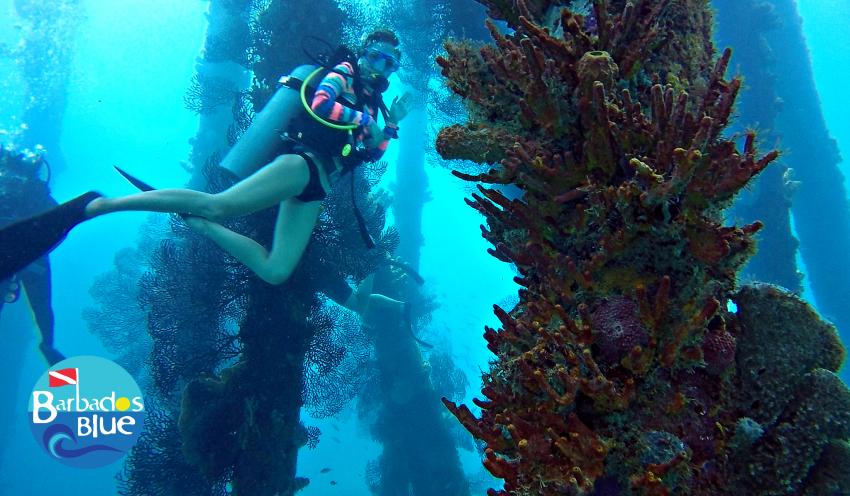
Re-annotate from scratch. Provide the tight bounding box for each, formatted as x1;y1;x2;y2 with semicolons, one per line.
363;47;400;75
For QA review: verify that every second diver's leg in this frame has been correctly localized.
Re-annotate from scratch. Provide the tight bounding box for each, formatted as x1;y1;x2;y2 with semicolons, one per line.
19;257;65;365
360;293;407;326
0;278;7;315
185;197;322;284
334;273;409;327
85;154;312;221
20;258;55;346
340;274;402;318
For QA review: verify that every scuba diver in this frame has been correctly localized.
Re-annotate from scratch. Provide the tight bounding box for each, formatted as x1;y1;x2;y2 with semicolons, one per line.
0;146;65;365
321;268;432;348
0;29;413;286
323;272;403;325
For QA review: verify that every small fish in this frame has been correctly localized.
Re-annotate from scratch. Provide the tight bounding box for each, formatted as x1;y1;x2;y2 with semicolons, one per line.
330;480;337;486
320;467;332;474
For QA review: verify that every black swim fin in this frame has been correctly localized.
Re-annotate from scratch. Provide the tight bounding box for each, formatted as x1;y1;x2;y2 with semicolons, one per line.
403;302;433;349
114;166;195;220
114;166;155;192
0;191;102;281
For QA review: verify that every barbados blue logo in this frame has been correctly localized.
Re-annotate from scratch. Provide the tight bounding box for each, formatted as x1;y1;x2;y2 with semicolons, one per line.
28;355;145;468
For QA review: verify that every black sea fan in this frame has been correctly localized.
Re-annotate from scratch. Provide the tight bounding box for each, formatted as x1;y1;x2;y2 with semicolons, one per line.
184;73;242;115
308;162;399;282
303;303;372;418
83;245;153;377
118;401;229;496
139;162;248;401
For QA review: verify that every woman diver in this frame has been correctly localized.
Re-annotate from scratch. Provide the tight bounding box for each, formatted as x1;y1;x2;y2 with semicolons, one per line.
0;29;412;287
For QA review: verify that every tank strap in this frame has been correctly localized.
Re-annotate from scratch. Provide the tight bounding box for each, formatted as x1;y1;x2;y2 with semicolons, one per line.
278;73;361;113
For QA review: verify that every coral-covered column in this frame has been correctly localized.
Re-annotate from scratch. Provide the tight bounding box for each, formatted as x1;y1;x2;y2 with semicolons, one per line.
435;1;849;494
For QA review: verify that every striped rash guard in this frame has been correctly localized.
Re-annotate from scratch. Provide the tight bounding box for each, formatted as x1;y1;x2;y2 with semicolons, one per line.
309;61;391;163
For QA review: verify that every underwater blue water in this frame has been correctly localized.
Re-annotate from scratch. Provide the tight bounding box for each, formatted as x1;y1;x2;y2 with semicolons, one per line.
0;1;207;494
798;0;850;190
0;0;847;494
793;0;850;379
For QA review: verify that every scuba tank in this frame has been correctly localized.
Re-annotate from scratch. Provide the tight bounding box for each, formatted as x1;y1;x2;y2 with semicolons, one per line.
219;63;364;178
219;64;319;179
221;38;390;179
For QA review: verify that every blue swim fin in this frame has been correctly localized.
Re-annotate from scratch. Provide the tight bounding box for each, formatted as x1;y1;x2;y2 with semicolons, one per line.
0;191;102;280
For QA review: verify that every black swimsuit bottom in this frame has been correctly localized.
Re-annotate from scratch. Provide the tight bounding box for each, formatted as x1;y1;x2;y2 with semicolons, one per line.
294;151;327;202
291;142;343;203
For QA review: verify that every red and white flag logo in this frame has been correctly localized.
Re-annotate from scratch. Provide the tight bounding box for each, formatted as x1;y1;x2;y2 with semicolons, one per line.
48;368;78;388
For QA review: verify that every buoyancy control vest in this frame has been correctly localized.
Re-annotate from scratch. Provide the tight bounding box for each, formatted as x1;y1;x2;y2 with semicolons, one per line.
278;59;390;174
219;44;389;181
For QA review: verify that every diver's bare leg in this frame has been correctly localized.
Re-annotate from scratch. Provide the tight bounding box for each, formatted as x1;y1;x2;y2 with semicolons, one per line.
185;196;322;284
85;154;311;220
339;274;402;317
360;293;404;317
344;273;375;313
20;259;65;364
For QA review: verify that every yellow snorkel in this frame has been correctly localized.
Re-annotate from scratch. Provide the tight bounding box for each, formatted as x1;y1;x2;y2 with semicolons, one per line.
300;67;358;157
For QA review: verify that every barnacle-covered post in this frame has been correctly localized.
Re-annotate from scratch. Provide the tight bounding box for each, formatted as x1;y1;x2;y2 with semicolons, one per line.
187;0;402;492
347;3;476;495
361;298;471;496
436;1;849;494
116;2;261;495
184;1;348;494
752;0;850;377
714;0;801;294
183;0;255;181
116;1;351;494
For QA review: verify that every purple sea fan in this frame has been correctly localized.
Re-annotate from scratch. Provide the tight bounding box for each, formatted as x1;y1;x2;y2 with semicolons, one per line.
590;297;649;366
701;327;736;375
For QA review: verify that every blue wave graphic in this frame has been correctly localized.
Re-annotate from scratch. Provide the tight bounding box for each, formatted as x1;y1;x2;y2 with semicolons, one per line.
42;424;121;459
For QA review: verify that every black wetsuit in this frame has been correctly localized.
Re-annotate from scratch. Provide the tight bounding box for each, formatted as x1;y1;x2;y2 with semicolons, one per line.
0;171;62;364
0;255;55;346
